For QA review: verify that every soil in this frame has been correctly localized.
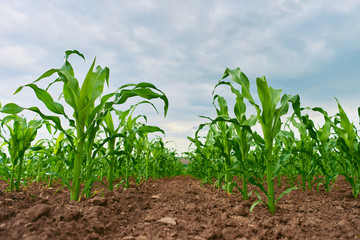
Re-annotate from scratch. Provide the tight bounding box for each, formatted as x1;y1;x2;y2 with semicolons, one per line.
0;175;359;240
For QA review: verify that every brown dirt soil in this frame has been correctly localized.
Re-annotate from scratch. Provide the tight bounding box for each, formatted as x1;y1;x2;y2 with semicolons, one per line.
0;176;359;240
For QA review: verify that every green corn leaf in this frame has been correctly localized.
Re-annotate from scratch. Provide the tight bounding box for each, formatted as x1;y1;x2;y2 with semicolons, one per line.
249;177;268;196
91;67;109;102
273;150;291;176
108;150;129;157
256;76;272;117
31;68;59;85
116;83;169;116
336;98;352;131
91;133;127;158
63;82;77;109
90;92;116;121
269;87;282;113
137;125;165;136
243;115;257;127
80;58;97;102
25;84;66;115
275;186;298;204
29;146;44;151
45;171;71;189
65;50;85;62
249;200;263;213
289;94;301;118
0;103;25;114
26;106;74;146
223;68;255;104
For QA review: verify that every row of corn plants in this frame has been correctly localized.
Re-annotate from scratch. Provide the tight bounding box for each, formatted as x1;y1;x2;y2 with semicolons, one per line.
0;50;185;201
1;55;359;214
186;67;360;214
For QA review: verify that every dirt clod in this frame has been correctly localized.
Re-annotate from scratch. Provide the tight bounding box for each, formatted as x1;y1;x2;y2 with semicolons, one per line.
157;217;177;225
27;204;51;222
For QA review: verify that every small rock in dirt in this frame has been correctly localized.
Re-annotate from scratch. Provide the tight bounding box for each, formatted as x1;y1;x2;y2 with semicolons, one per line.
89;196;108;206
3;198;14;204
85;206;104;219
221;213;228;221
62;209;82;222
234;205;248;216
157;217;177;225
288;217;300;227
122;236;135;240
222;227;241;240
136;236;147;240
85;232;100;240
0;209;16;221
144;215;157;221
338;219;349;226
202;228;222;239
28;204;51;222
92;220;105;234
193;236;206;240
335;205;344;211
224;218;237;227
185;203;197;212
151;195;160;199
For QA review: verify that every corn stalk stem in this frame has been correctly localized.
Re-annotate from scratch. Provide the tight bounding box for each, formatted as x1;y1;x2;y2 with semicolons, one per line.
266;148;275;214
107;139;115;191
71;126;85;201
15;157;24;191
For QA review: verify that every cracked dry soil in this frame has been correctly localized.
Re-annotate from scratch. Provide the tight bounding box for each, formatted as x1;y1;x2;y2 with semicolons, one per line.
0;175;359;239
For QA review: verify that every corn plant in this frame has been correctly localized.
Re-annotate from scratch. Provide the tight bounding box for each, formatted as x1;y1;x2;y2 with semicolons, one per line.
0;50;168;201
0;115;43;191
212;76;257;199
218;68;298;214
209;95;235;186
334;100;360;198
120;112;164;187
289;114;318;190
187;125;220;184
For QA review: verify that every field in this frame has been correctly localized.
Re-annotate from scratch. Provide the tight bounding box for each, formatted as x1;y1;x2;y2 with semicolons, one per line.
1;51;360;239
0;176;359;239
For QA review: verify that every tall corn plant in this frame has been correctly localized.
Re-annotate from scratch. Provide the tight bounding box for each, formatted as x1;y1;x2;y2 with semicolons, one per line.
0;50;168;201
219;68;298;214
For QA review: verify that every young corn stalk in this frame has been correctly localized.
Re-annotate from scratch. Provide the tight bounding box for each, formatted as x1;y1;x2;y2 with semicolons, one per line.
219;68;298;214
290;114;318;190
334;99;360;198
211;95;235;186
0;50;168;201
0;115;43;191
297;106;339;192
194;110;235;190
213;76;257;199
188;125;219;184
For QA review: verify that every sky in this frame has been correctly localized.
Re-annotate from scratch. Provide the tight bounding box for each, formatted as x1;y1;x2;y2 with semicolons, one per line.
0;0;360;154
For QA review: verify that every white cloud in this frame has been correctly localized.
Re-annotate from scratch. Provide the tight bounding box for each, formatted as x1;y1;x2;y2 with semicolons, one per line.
0;0;359;153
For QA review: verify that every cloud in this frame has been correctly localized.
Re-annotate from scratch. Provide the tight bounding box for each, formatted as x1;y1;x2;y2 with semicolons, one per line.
0;0;360;153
